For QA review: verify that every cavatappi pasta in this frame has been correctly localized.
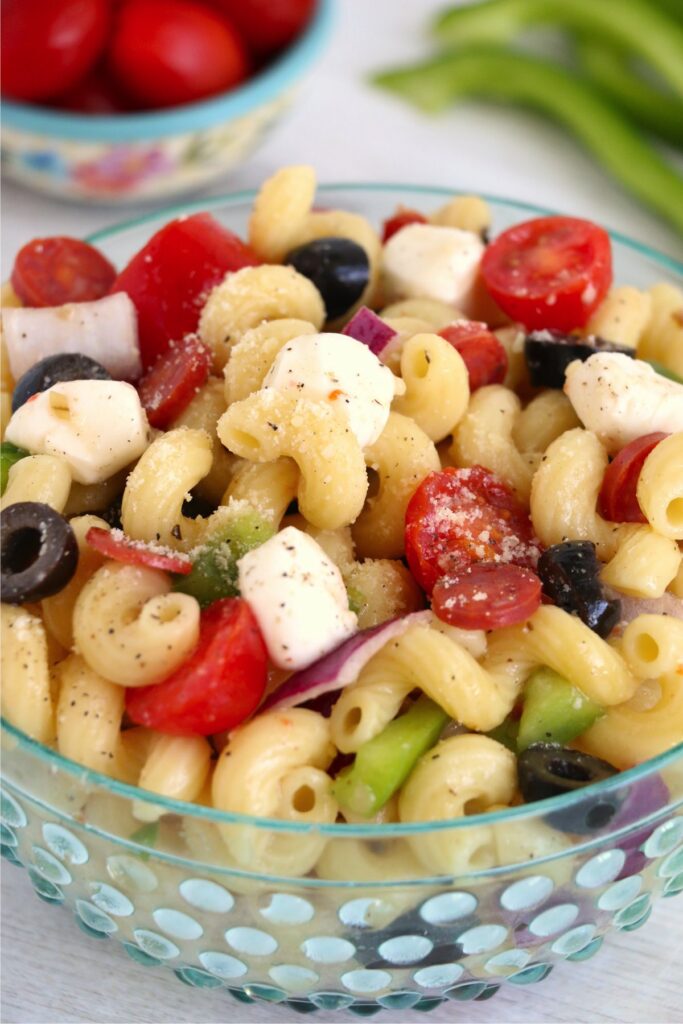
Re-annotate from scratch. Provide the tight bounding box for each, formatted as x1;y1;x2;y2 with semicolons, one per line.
1;166;681;880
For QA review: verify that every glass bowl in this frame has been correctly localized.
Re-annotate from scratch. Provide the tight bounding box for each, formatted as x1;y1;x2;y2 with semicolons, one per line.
2;186;682;1015
0;0;334;205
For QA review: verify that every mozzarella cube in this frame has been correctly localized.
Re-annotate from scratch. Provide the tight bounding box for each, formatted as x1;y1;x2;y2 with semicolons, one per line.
262;332;404;448
238;526;357;670
381;223;484;311
5;380;151;484
564;353;683;453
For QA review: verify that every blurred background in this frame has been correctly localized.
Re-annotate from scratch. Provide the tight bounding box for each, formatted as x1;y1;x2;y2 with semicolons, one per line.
2;0;683;272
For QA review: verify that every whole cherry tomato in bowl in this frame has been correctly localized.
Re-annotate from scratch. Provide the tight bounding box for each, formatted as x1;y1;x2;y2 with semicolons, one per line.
1;0;110;102
108;0;251;109
208;0;316;57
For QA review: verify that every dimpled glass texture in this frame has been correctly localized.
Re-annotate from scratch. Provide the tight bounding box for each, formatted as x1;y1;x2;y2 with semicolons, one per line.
2;187;682;1013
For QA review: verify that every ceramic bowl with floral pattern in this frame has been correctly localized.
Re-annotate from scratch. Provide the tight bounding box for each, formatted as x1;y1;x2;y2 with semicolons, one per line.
0;0;333;205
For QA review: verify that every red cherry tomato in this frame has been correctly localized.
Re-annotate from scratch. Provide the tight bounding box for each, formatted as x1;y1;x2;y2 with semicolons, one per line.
598;432;669;523
481;217;612;332
11;237;117;308
209;0;315;56
382;208;428;243
137;335;212;429
126;598;268;736
86;527;193;574
432;563;542;629
1;0;110;102
55;71;131;115
439;320;508;391
405;466;541;595
108;0;250;109
110;212;260;369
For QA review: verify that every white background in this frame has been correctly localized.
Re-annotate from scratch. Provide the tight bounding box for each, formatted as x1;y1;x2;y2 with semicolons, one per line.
2;0;682;1020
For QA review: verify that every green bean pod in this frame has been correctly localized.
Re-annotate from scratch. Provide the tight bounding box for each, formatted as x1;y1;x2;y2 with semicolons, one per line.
575;36;683;148
373;47;683;236
433;0;683;98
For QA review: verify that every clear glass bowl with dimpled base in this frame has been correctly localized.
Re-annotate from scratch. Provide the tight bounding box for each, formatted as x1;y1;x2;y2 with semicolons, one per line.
2;185;682;1015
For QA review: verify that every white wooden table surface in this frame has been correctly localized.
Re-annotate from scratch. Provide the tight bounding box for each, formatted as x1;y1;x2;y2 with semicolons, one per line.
2;1;683;1020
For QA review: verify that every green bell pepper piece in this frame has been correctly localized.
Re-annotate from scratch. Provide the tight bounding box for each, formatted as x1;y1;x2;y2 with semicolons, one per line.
575;36;683;148
517;667;604;751
487;715;520;752
373;47;683;235
332;696;449;817
1;442;28;495
173;506;275;607
432;0;683;99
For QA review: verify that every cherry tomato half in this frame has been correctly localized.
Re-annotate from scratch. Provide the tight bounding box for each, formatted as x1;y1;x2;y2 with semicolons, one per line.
598;432;669;523
109;0;250;109
405;466;541;595
11;237;117;308
137;335;212;429
126;598;268;736
209;0;316;57
110;212;260;369
86;527;193;574
481;216;612;332
1;0;110;102
439;320;508;391
433;563;542;630
382;207;427;243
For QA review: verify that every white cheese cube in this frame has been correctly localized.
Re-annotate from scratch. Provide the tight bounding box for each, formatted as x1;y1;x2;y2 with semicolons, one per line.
238;526;357;670
1;293;141;382
381;223;485;311
564;353;683;453
262;332;404;448
5;380;151;484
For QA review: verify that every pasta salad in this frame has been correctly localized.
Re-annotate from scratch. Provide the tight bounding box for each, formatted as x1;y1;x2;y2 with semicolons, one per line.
1;166;682;879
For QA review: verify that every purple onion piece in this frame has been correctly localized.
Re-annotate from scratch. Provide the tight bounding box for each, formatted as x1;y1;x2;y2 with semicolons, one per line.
611;774;671;878
261;611;431;713
603;587;683;627
342;306;396;356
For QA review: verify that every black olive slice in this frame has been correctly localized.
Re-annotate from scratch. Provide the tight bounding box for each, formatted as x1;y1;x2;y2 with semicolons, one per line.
538;541;621;638
524;330;634;389
518;743;621;834
12;353;112;412
285;237;370;320
1;502;78;603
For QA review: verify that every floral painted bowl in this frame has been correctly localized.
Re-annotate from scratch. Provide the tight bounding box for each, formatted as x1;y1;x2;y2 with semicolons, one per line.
0;0;333;205
1;188;682;1014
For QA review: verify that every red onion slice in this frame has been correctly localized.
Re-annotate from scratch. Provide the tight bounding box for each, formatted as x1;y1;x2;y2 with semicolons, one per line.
603;587;683;627
342;306;396;357
2;293;142;382
262;611;430;713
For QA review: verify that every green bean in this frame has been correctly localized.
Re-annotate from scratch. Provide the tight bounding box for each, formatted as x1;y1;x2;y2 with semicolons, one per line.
651;0;683;25
575;36;683;148
373;47;683;236
433;0;683;98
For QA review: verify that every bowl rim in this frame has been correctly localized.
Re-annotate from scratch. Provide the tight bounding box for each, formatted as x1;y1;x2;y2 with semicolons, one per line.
2;183;682;839
0;0;335;143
